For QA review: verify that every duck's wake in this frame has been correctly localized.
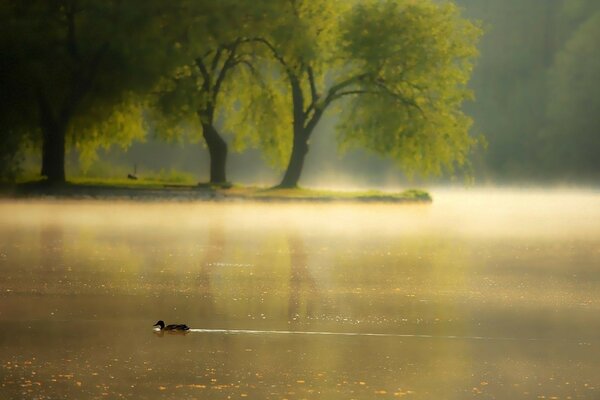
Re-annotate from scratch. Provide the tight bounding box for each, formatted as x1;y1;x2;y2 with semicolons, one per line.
188;328;547;342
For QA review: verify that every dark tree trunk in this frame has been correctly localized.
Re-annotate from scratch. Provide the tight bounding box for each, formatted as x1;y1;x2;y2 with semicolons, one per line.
278;130;309;188
278;76;311;189
202;123;228;184
40;123;67;183
38;90;66;184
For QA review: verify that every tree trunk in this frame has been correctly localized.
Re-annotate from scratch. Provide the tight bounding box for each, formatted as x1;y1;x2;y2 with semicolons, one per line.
40;122;67;183
38;90;66;184
278;76;311;189
278;131;309;188
202;123;228;184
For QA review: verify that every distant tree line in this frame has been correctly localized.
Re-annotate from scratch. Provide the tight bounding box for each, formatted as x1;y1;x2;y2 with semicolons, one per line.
0;0;481;187
457;0;600;182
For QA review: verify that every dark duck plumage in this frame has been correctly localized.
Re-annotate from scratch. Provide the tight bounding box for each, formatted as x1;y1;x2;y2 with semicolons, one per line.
153;320;190;331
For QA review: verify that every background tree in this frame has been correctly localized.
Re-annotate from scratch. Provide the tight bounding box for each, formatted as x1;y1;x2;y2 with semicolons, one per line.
256;0;481;188
0;130;23;182
0;0;173;183
541;10;600;179
456;0;600;181
0;1;37;181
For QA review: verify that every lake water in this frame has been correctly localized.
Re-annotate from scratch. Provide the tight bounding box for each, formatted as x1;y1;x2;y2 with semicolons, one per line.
1;189;599;399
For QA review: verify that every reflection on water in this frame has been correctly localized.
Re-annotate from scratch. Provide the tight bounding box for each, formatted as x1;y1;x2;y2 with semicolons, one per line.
1;189;600;399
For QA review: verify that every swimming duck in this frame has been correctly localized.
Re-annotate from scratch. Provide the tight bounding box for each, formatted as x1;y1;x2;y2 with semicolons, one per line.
153;320;190;331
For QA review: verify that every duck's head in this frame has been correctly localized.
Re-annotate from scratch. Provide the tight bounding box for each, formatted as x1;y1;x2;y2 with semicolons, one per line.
153;320;165;329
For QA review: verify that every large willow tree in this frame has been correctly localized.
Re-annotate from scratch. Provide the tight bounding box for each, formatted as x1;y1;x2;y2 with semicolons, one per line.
256;0;481;187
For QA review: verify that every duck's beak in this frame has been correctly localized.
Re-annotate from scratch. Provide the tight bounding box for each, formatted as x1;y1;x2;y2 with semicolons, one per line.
153;322;159;326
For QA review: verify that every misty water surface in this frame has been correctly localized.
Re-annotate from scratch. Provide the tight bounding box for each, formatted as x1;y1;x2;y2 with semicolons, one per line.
1;189;599;399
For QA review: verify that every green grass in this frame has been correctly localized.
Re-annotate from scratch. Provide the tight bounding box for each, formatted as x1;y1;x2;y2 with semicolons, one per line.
6;177;431;203
13;168;198;188
223;186;432;202
67;176;196;189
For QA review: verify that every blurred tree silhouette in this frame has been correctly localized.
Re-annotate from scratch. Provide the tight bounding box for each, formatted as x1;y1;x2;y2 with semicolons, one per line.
458;0;600;181
541;11;600;179
0;0;175;183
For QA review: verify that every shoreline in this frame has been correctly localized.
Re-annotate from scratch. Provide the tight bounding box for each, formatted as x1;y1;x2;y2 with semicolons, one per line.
0;182;432;204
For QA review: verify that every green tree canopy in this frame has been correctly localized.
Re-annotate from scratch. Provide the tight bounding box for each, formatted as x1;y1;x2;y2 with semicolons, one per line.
149;0;290;184
338;1;481;178
253;0;481;187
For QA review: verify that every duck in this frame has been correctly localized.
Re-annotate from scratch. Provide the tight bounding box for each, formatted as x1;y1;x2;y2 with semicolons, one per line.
153;320;190;331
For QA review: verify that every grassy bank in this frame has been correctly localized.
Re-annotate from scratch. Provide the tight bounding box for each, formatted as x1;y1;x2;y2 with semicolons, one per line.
1;179;432;203
225;186;431;202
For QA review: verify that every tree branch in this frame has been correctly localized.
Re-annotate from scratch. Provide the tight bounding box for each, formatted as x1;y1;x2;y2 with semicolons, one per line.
307;66;318;103
194;56;211;92
301;66;320;119
304;107;324;137
304;88;375;136
330;90;376;101
246;37;293;78
212;40;242;102
210;47;223;76
64;3;80;61
373;79;425;116
236;59;261;80
315;72;372;112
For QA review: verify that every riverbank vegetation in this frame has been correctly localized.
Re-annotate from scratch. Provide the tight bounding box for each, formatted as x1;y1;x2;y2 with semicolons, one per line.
1;179;431;203
1;0;481;191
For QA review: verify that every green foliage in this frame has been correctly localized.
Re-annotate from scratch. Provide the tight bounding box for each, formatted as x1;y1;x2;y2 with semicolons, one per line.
148;0;292;167
337;1;481;178
254;0;480;182
72;95;147;171
226;186;432;202
70;158;196;184
221;70;293;168
2;0;482;184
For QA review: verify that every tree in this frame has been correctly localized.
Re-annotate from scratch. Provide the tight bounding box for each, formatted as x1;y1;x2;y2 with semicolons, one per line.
451;0;599;181
149;1;289;185
0;129;23;182
0;0;173;183
254;0;481;188
337;1;482;179
541;10;600;179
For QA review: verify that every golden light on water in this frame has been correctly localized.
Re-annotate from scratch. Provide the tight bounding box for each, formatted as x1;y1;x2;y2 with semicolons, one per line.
1;188;599;399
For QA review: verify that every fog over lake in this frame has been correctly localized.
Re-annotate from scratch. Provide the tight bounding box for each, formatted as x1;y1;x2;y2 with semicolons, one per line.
1;188;599;399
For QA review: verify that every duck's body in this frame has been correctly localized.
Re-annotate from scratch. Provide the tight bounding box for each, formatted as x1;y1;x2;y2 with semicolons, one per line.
153;320;190;331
